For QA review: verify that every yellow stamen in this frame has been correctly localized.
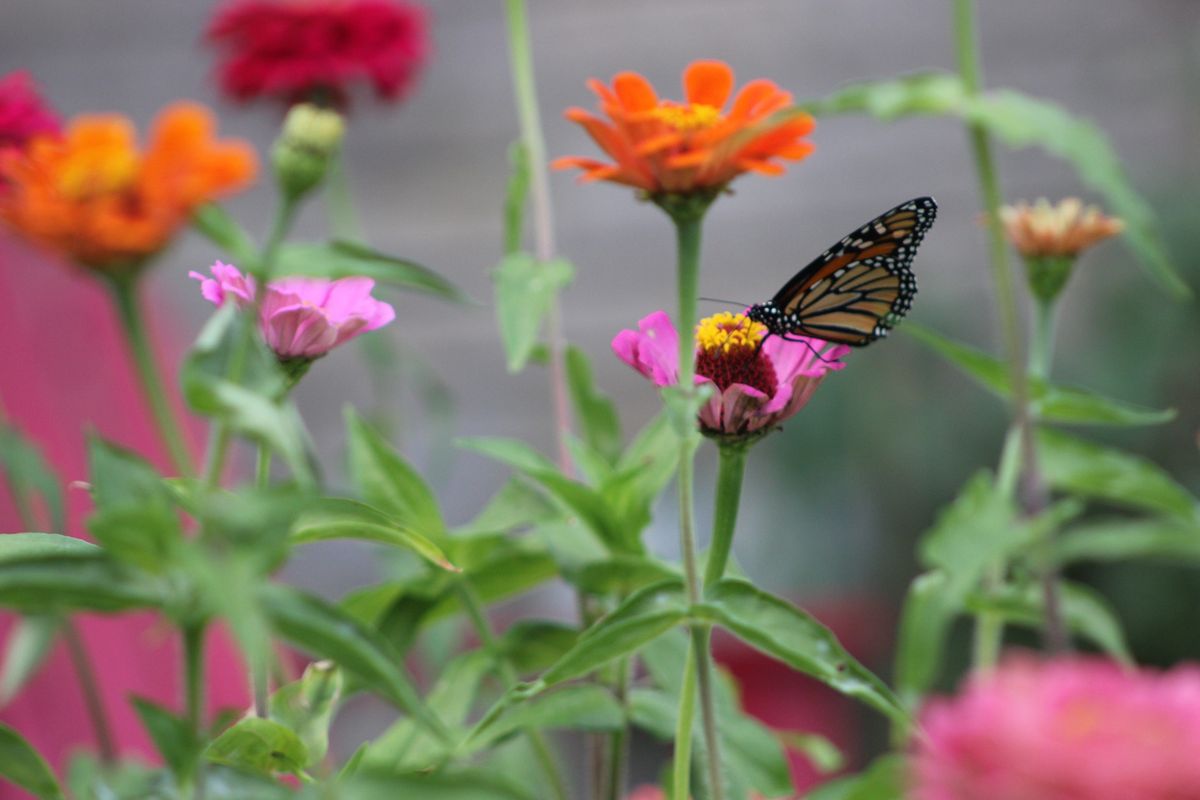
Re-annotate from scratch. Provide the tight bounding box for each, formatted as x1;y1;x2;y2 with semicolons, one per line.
652;102;721;132
695;312;767;357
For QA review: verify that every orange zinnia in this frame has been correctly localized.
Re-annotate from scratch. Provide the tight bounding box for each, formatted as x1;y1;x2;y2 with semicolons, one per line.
553;60;814;197
0;102;256;271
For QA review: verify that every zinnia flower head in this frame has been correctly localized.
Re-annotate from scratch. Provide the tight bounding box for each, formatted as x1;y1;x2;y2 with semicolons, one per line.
1000;198;1124;259
554;60;815;201
191;262;396;366
912;655;1200;800
0;102;256;271
613;310;846;439
0;71;60;151
206;0;430;109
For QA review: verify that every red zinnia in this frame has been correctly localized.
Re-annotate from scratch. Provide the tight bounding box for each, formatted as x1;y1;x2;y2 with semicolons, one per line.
206;0;430;108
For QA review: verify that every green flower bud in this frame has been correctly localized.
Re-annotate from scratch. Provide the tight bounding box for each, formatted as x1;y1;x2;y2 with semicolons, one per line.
272;103;345;201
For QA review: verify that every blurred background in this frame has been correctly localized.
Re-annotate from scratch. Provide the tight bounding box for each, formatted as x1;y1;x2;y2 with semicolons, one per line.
3;0;1198;791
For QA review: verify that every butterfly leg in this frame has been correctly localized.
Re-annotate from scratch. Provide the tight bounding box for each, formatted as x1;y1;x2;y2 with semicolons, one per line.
778;334;839;364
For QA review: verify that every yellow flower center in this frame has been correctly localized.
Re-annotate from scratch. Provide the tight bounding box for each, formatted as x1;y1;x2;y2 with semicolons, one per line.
695;312;767;357
653;103;722;132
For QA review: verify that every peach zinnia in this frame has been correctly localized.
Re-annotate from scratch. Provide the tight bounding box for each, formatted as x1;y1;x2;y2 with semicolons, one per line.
554;60;814;197
0;102;255;271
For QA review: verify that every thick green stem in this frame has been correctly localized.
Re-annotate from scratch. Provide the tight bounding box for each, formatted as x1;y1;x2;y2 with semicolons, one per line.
201;198;298;489
107;274;194;477
672;653;697;800
1029;296;1057;382
454;581;569;800
605;657;632;800
504;0;573;476
705;444;749;588
183;623;205;735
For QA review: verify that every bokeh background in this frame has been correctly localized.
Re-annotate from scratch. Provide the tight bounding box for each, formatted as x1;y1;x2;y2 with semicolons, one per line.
3;0;1198;790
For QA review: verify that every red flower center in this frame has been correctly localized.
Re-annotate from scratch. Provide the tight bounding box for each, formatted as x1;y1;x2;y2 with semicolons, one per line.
693;312;778;397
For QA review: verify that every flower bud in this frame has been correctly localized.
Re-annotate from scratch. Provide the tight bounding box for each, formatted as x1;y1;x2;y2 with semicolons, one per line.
271;103;345;201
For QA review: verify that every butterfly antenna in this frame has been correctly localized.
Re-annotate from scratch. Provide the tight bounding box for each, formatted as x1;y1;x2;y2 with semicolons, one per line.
699;295;750;309
779;335;840;365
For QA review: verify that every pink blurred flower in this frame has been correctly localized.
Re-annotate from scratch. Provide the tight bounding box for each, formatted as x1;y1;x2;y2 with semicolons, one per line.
912;656;1200;800
190;261;395;360
0;71;60;151
613;310;847;438
206;0;429;109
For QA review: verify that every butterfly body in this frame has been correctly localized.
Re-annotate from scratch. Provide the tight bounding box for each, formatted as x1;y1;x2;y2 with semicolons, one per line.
746;196;937;348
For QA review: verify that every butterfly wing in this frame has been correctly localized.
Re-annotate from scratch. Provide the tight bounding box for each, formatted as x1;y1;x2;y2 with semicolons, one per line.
772;197;937;347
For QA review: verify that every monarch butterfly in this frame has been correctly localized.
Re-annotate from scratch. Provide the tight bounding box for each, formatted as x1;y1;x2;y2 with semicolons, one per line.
746;197;937;348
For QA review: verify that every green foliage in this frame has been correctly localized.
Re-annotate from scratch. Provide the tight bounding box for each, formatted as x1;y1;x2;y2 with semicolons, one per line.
269;661;343;769
906;324;1175;426
0;615;59;704
0;424;65;532
492;253;574;373
191;203;258;265
0;534;163;613
0;723;64;799
86;438;181;573
131;697;199;780
291;497;458;572
804;754;906;800
803;72;1189;296
206;717;308;776
466;685;624;753
274;240;466;301
1055;517;1200;564
564;346;622;464
504;141;531;256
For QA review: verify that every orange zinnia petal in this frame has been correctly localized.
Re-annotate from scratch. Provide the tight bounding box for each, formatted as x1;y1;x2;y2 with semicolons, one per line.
634;132;683;156
612;72;658;112
684;60;734;109
666;149;711;169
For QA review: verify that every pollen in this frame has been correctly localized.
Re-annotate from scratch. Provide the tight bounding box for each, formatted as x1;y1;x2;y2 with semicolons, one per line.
652;102;722;133
695;312;767;356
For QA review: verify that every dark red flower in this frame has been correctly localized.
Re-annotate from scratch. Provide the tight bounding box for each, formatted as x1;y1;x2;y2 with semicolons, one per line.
206;0;429;109
0;71;61;151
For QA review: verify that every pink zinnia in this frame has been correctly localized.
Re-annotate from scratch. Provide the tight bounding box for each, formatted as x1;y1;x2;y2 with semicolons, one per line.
191;261;395;360
206;0;429;108
613;310;847;437
0;71;61;151
912;656;1200;800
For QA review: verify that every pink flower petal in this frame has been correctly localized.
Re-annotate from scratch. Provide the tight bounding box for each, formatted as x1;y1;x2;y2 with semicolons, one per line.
611;310;679;387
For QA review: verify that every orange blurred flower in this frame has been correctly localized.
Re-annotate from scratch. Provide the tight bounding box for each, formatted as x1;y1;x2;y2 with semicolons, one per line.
999;197;1124;259
553;60;814;197
0;102;256;271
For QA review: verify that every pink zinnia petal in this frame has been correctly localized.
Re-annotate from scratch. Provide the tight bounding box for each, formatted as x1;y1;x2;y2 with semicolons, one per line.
611;310;680;387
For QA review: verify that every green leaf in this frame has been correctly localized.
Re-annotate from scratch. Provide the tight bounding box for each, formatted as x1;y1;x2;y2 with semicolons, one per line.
778;731;845;775
696;580;908;724
205;717;307;775
339;772;530;800
1055;517;1200;564
0;541;162;614
131;697;198;779
1038;429;1198;519
290;498;458;572
893;570;958;703
0;425;64;533
967;580;1133;662
191;203;258;265
566;555;680;596
86;438;180;573
269;661;343;768
564;346;622;465
260;584;449;743
919;471;1023;598
455;477;562;536
906;324;1175;426
275;240;466;302
801;71;966;119
492;253;573;373
504;141;530;256
457;436;635;553
497;621;579;676
804;754;906;800
0;723;63;799
346;407;446;539
182;306;313;484
466;684;623;753
966;90;1189;298
539;580;688;687
0;615;59;705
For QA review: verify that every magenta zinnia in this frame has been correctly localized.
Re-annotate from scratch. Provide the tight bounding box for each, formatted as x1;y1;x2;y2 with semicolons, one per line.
0;71;61;152
191;261;395;361
613;310;846;437
912;656;1200;800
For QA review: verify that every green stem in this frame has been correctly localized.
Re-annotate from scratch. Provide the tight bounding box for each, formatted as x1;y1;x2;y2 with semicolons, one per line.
325;151;365;243
672;653;697;800
106;274;194;477
664;210;724;800
201;198;299;489
183;623;206;735
454;580;568;800
705;444;749;588
504;0;573;477
606;657;632;800
63;621;118;765
956;0;1052;667
251;445;272;718
1029;296;1057;382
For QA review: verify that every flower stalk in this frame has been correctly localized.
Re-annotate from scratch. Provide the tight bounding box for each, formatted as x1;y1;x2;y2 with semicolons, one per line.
106;273;195;478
